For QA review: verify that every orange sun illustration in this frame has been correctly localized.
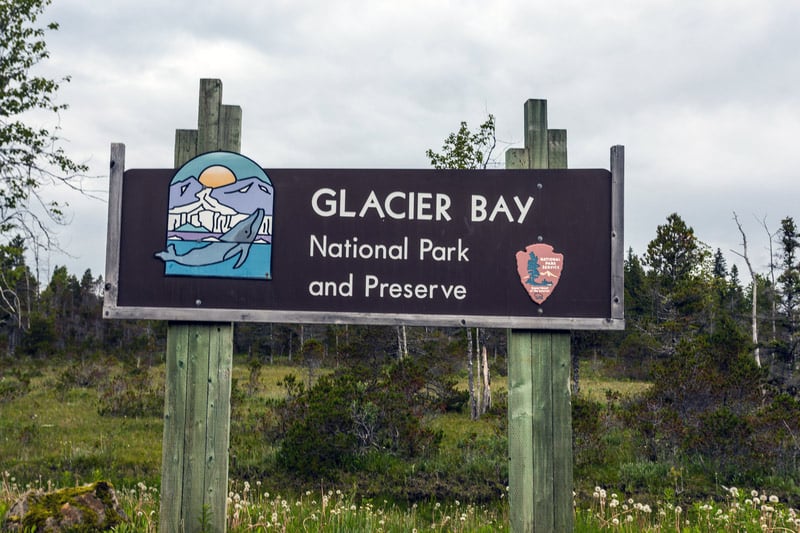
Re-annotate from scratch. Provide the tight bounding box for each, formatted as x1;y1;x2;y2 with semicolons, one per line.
198;165;236;188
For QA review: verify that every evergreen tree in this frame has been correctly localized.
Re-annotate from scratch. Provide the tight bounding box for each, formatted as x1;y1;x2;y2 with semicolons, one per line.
777;217;799;373
644;213;707;289
643;213;712;354
624;247;653;322
712;247;727;279
0;236;37;353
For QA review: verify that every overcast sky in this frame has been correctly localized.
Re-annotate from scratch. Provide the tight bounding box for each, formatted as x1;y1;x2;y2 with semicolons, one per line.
26;0;800;281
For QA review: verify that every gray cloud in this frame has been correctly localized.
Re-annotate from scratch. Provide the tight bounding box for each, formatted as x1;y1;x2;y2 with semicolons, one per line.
21;0;799;280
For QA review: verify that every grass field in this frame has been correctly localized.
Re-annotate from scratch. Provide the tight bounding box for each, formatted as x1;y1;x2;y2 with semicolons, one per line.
0;357;650;488
3;357;800;530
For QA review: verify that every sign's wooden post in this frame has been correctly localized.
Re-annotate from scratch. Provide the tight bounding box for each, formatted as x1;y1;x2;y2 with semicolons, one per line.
506;99;574;532
159;79;241;533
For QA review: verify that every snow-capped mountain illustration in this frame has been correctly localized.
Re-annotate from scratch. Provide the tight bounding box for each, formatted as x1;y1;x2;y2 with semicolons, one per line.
166;177;273;237
210;176;273;214
168;177;204;209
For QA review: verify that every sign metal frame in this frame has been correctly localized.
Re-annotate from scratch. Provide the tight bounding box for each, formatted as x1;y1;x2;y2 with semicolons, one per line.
103;143;624;330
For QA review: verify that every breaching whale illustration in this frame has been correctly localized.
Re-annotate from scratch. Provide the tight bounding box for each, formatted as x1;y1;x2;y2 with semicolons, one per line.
155;208;265;269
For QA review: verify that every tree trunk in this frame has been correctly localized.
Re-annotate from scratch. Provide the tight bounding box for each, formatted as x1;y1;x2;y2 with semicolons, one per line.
733;212;761;367
269;323;274;365
751;285;760;367
467;327;477;420
760;217;778;343
396;326;404;359
481;345;491;413
572;350;580;396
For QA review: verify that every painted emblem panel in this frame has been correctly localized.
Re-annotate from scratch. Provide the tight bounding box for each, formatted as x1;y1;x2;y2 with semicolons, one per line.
515;243;563;304
154;152;273;279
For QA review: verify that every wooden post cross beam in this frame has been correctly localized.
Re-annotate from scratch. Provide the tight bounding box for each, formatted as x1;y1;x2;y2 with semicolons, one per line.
506;99;574;532
159;79;241;533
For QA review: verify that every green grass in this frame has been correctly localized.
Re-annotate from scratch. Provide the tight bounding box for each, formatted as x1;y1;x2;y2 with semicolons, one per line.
455;365;650;405
3;357;800;530
0;359;337;489
0;367;163;487
579;378;651;403
577;360;652;402
0;357;649;490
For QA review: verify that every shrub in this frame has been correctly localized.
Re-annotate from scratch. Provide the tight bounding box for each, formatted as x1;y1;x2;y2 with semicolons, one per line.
97;368;163;417
0;375;28;402
19;313;57;356
572;396;604;467
55;360;110;395
749;393;800;479
618;461;670;493
275;359;441;479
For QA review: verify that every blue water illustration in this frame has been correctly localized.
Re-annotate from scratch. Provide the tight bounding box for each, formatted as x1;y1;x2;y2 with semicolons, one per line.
164;241;272;279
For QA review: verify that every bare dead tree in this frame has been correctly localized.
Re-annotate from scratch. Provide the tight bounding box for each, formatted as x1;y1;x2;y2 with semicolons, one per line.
467;327;477;420
481;345;491;413
759;216;780;341
396;325;408;359
732;212;761;367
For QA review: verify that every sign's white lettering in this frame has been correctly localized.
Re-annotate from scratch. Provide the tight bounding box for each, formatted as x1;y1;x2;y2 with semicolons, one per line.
308;273;354;297
470;194;534;224
310;188;535;224
419;238;469;262
364;275;467;300
311;188;453;221
310;234;409;260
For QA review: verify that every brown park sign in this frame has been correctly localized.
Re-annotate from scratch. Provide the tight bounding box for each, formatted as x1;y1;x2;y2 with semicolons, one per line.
104;150;624;329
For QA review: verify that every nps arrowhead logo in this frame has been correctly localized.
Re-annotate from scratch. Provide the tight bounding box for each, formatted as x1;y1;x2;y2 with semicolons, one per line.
515;243;564;305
